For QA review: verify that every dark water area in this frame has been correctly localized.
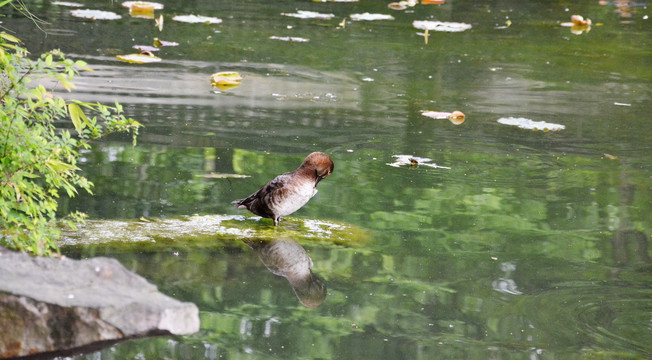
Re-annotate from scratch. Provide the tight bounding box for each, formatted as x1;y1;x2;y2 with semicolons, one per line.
3;0;651;359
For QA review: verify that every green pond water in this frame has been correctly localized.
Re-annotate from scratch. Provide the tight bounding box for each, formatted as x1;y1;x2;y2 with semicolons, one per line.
4;0;652;359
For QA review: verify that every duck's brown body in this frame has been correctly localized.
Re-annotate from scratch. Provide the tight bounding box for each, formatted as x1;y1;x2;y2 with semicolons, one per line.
231;152;334;226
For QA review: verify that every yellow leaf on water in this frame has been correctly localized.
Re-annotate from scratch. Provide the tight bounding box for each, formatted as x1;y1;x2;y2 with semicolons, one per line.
121;1;164;11
122;0;164;18
211;71;243;90
116;53;162;64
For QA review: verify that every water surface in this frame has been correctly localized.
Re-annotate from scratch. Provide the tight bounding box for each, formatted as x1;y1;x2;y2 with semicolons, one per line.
4;0;651;359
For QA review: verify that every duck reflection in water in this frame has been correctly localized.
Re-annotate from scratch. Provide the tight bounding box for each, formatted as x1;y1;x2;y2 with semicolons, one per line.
243;237;327;308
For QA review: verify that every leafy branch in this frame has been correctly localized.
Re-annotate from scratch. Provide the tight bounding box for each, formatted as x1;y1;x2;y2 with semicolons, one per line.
0;33;142;256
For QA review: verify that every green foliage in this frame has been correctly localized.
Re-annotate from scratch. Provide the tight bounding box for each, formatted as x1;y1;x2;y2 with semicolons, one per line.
0;32;141;256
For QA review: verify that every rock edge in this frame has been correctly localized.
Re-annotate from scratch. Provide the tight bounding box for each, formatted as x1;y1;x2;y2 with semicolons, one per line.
0;247;199;359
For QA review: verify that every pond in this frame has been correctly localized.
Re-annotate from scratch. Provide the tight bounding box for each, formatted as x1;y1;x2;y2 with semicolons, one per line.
4;0;652;359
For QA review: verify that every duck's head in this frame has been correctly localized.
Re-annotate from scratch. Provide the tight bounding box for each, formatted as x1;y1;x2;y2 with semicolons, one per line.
300;152;334;183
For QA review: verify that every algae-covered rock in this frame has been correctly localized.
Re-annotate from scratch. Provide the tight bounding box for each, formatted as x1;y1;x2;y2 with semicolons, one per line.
61;215;369;248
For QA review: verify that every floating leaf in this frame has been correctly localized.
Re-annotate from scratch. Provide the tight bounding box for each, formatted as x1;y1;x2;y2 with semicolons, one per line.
153;38;179;47
116;53;162;64
122;1;162;18
561;15;592;34
495;19;512;29
121;1;164;10
421;110;465;125
350;13;395;21
155;14;164;31
70;9;122;20
421;111;451;119
269;36;310;42
570;14;591;26
281;11;335;20
388;1;417;10
387;155;451;169
388;2;407;10
172;14;223;24
413;20;472;32
133;45;159;52
497;117;565;132
211;71;243;91
448;110;465;125
52;1;83;7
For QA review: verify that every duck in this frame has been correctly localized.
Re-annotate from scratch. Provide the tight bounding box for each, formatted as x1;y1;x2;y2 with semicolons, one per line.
231;152;334;226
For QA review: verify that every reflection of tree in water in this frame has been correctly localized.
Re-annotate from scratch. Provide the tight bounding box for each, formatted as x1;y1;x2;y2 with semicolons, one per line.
611;168;649;267
243;238;327;308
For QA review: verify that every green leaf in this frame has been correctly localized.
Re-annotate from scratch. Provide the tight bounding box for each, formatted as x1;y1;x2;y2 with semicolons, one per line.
0;32;22;44
74;59;92;72
20;172;40;179
68;103;87;132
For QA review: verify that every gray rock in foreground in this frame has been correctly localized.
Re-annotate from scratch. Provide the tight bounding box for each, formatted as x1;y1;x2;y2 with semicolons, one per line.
0;247;199;359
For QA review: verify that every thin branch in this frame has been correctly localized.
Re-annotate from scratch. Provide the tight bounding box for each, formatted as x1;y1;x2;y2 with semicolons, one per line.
0;66;32;101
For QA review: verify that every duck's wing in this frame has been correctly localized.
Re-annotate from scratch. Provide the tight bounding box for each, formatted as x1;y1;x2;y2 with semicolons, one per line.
232;173;291;218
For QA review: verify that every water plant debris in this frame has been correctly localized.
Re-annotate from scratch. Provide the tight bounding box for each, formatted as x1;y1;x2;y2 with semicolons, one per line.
387;155;451;169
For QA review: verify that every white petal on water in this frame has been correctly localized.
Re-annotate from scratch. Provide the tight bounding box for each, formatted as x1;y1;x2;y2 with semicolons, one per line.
497;117;565;131
421;110;451;119
269;36;310;42
70;9;122;20
350;13;395;21
172;15;223;24
413;20;472;32
53;1;84;7
281;11;335;20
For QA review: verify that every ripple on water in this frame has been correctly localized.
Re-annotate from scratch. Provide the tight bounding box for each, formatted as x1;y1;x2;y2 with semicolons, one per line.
526;282;652;357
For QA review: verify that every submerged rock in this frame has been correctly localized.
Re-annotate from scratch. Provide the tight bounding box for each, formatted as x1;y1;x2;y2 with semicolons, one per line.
0;247;199;359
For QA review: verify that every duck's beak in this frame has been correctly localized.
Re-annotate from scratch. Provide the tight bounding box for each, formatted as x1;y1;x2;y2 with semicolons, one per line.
315;170;325;185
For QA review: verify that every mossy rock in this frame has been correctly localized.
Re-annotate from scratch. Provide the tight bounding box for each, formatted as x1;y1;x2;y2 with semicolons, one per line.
60;215;369;249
